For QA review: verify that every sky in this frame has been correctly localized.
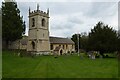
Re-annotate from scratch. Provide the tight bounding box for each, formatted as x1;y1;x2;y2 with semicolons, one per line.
1;0;119;38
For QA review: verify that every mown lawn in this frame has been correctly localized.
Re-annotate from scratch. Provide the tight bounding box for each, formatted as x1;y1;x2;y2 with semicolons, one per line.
2;50;118;78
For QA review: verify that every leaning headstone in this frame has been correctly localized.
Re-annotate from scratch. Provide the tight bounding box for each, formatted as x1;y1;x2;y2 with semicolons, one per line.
88;51;93;59
91;51;95;59
93;52;96;59
92;55;95;59
18;53;20;56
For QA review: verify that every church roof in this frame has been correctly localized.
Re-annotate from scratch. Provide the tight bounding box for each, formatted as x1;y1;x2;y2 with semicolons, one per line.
49;36;74;44
20;36;28;45
20;39;27;45
19;36;75;45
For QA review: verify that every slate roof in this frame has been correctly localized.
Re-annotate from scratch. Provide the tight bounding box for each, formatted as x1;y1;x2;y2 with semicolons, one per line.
19;36;75;45
20;36;28;45
20;39;27;45
49;36;74;44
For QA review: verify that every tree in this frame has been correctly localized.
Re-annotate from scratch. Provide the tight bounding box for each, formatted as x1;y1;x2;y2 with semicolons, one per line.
80;32;89;51
88;21;118;56
2;1;26;49
71;34;81;52
117;30;120;51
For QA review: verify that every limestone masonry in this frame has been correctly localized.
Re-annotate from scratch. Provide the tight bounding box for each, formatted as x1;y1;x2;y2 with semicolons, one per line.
9;4;75;55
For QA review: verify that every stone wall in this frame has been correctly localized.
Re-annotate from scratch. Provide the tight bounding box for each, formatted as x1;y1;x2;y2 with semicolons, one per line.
50;43;75;54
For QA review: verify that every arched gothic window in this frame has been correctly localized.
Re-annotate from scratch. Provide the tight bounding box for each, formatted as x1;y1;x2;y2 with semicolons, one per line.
31;41;35;49
42;18;45;27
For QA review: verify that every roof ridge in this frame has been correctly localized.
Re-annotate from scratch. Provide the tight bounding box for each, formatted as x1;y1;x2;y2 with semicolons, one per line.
49;36;68;39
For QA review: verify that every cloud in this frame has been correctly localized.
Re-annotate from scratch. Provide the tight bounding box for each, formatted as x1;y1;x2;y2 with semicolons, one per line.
85;2;118;18
1;2;118;37
49;12;86;37
67;14;84;25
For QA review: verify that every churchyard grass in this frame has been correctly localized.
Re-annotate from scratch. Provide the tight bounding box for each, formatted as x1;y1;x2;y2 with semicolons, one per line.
2;50;118;78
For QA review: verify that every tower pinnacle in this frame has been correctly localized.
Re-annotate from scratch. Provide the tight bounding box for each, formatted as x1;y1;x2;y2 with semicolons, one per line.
37;3;39;11
47;8;49;14
29;7;30;13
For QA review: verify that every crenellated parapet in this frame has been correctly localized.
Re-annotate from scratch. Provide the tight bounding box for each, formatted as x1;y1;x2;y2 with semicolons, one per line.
29;10;49;18
29;4;49;18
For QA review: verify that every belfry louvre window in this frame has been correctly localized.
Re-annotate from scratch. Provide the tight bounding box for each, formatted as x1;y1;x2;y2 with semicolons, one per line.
42;18;45;27
32;18;35;27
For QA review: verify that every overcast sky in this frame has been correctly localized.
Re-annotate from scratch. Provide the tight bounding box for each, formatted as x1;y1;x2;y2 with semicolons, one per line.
1;0;119;38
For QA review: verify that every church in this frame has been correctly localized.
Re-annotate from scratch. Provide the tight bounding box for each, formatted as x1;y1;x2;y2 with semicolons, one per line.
8;5;75;55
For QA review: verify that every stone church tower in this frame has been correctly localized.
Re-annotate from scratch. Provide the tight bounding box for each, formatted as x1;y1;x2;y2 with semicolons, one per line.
27;4;50;54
